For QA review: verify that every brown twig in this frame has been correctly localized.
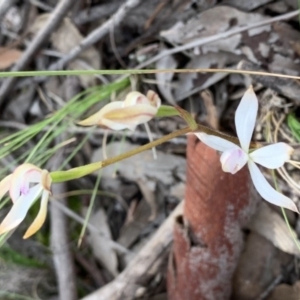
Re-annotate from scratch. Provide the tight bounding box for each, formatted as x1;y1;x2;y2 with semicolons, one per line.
49;0;141;71
0;0;74;106
74;252;106;287
14;8;300;91
81;201;183;300
133;9;300;71
74;2;121;25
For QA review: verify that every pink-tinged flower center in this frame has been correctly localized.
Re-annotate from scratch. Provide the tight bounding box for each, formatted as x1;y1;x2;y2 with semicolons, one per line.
20;185;30;195
135;95;149;105
220;148;248;174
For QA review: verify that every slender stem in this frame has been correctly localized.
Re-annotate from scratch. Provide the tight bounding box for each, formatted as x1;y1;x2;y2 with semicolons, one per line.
196;124;260;148
0;68;300;81
196;124;239;144
50;126;191;182
50;123;259;183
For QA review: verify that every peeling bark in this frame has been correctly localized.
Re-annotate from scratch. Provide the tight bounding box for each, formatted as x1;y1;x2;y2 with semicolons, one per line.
168;136;257;300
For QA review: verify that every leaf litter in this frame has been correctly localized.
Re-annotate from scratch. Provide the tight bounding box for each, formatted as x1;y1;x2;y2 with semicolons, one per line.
0;1;300;299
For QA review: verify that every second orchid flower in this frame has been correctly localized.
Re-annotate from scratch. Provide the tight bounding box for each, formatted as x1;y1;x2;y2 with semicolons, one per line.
195;86;298;213
78;90;161;130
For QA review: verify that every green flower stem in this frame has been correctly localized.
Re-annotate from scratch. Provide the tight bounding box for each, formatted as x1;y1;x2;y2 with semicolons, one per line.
50;123;250;183
50;126;191;182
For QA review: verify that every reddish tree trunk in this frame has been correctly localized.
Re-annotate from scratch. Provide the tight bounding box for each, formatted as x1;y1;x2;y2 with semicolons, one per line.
168;136;257;300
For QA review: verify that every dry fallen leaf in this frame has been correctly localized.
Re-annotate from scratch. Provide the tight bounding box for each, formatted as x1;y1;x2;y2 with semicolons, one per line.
87;208;118;277
92;141;185;217
233;232;292;300
247;202;300;256
0;47;22;70
155;49;178;105
30;15;101;87
173;52;239;101
160;6;269;47
92;141;186;187
267;282;300;300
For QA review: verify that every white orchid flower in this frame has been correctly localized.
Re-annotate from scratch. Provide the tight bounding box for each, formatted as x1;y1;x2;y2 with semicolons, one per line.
78;90;161;131
0;163;52;238
195;86;298;213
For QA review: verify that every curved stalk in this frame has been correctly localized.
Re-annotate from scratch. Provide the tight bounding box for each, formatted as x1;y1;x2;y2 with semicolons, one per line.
50;123;260;183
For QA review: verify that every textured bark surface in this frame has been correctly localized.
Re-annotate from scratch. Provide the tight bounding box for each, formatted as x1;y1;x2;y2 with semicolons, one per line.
168;136;257;300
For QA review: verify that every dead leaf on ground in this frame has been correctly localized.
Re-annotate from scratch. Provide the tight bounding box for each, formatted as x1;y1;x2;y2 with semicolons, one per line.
160;6;269;48
87;208;118;277
0;47;22;70
117;198;152;258
267;282;300;300
247;202;300;256
92;140;186;218
2;6;22;31
222;0;273;11
232;232;292;300
30;15;101;87
155;49;178;105
174;52;240;101
158;5;300;102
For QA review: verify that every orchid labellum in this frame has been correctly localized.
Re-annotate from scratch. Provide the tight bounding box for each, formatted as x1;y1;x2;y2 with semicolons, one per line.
0;164;52;238
78;90;161;130
195;86;298;213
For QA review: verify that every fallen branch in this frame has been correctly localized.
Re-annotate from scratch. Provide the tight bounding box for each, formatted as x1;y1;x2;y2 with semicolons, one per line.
81;201;183;300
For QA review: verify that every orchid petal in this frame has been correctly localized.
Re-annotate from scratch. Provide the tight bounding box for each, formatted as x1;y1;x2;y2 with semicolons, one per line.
122;90;161;109
0;185;43;234
235;86;258;152
77;101;123;127
26;169;42;183
248;161;298;212
146;90;161;108
23;190;50;239
194;133;239;152
9;164;41;203
220;148;248;174
100;119;133;131
104;104;158;126
0;174;12;201
123;91;150;106
250;143;293;169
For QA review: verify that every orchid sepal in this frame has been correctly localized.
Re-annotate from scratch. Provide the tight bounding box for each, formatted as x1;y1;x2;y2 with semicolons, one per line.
248;161;298;212
235;85;258;152
249;143;294;169
78;90;161;131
